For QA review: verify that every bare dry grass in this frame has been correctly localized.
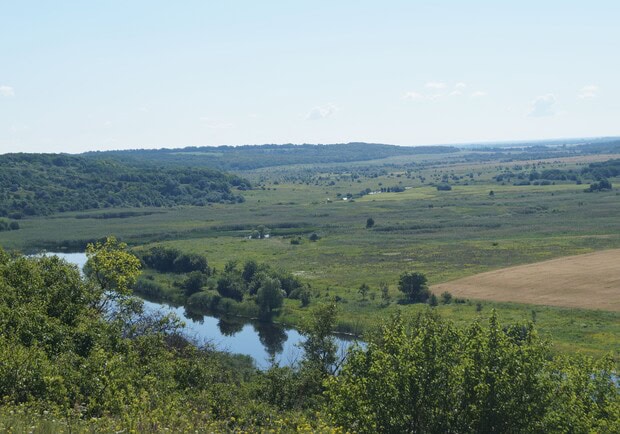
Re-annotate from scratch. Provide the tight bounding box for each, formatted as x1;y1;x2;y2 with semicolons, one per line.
433;249;620;311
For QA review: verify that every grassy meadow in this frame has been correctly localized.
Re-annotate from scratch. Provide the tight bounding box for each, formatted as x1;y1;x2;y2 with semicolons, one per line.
1;151;619;359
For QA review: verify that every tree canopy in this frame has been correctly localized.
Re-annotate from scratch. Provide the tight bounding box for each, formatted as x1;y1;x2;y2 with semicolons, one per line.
398;271;430;303
326;311;619;433
0;153;250;217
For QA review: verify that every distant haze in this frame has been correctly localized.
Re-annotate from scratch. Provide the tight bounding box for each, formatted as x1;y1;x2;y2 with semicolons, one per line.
1;1;618;154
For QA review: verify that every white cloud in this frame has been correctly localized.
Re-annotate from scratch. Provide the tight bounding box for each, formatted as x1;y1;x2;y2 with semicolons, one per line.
528;94;556;117
454;82;467;89
0;85;15;97
306;103;338;120
425;81;447;90
578;85;598;99
449;90;463;96
470;91;487;98
403;91;424;100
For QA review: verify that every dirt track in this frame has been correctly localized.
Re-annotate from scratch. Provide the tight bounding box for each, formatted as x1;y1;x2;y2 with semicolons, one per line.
432;249;620;311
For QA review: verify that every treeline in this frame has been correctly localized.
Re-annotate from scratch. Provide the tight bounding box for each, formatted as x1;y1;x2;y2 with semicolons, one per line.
0;242;617;432
584;158;620;179
83;142;460;171
134;246;308;319
493;158;618;190
0;153;251;217
0;219;19;232
139;245;209;274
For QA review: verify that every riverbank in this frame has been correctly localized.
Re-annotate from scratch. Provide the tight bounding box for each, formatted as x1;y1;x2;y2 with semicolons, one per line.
37;251;620;363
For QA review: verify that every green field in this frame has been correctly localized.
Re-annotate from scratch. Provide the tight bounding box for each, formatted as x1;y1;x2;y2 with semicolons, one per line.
1;150;619;359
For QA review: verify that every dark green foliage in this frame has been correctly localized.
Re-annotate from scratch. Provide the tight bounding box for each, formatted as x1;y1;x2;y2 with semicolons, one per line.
256;277;284;317
140;246;209;274
278;272;303;296
436;183;452;191
300;303;339;376
183;271;208;297
398;271;430;303
84;142;460;171
0;153;250;217
365;217;375;228
309;232;320;242
380;185;406;193
300;288;311;307
586;178;612;192
326;311;619;433
380;282;391;305
358;283;370;300
440;291;453;304
217;273;246;301
582;158;620;179
173;252;209;274
133;277;165;299
242;259;258;283
429;293;438;306
0;246;618;432
0;245;341;432
0;220;19;232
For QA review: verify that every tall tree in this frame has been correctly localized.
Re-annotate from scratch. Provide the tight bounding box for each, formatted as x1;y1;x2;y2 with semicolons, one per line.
398;271;430;303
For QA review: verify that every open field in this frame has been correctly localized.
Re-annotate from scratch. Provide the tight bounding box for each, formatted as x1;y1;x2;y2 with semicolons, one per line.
2;148;620;359
433;249;620;311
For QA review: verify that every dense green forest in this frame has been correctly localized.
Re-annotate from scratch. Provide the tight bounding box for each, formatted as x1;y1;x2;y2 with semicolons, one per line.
81;138;620;171
0;153;250;217
0;239;617;432
83;142;460;170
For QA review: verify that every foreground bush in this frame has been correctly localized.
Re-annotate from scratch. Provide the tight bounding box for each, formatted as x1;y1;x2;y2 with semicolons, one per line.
326;311;619;433
0;239;617;432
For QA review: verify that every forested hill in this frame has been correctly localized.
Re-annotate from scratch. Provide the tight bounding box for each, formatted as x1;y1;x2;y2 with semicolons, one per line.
83;142;460;170
0;153;251;218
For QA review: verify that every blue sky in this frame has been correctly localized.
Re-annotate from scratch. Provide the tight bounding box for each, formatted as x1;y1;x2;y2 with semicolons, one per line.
1;1;618;153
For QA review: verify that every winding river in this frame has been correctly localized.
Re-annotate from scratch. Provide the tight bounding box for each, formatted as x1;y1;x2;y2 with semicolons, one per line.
43;252;357;369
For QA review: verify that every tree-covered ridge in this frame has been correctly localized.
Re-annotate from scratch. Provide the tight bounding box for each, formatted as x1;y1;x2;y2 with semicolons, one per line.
83;142;460;170
0;153;251;217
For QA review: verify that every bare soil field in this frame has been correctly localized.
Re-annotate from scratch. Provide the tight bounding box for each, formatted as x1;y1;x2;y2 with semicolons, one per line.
432;249;620;311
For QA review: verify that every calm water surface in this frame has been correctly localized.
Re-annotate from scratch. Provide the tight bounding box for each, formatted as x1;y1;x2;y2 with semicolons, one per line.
44;252;357;369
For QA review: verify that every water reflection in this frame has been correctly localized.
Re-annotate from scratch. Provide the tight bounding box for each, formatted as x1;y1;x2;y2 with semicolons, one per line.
255;321;287;357
42;251;359;369
217;317;245;336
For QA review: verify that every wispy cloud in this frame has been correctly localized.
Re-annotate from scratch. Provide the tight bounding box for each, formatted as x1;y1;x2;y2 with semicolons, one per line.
402;91;424;100
578;85;598;99
425;81;447;90
528;94;556;117
306;103;338;120
0;85;15;97
470;91;487;98
405;82;474;100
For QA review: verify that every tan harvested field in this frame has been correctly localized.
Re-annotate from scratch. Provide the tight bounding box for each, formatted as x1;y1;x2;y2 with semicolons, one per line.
432;249;620;311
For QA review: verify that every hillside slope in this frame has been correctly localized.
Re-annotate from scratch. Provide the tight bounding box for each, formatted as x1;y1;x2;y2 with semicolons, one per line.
83;142;460;170
0;153;251;217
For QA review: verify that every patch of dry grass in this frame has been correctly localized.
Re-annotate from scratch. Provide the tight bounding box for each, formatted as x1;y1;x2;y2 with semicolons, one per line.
433;249;620;311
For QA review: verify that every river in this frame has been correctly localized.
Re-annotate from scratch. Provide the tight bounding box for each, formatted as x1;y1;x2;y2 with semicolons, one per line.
43;252;357;369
